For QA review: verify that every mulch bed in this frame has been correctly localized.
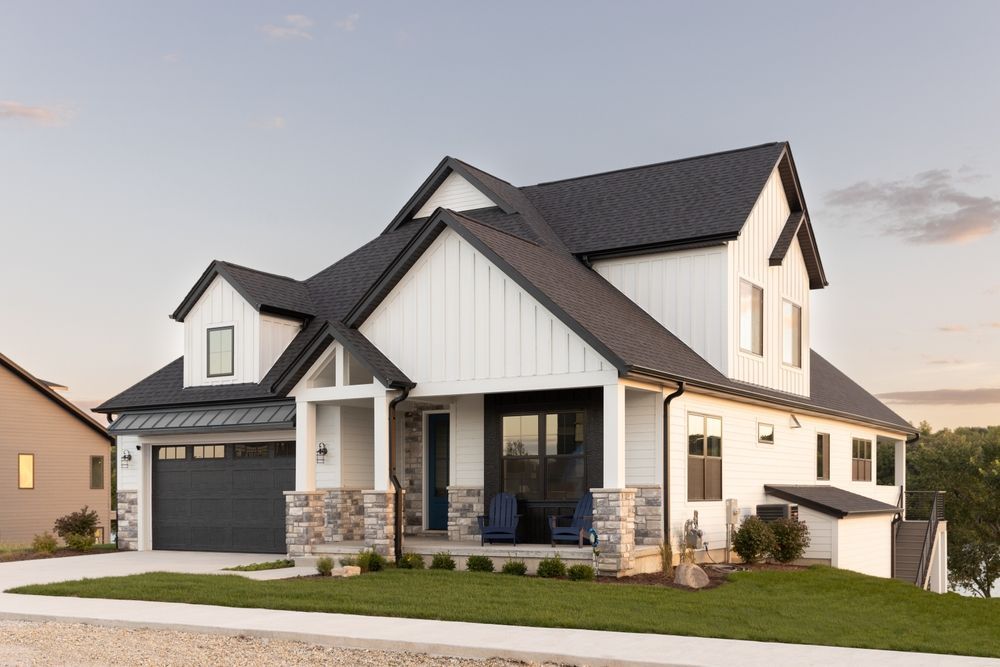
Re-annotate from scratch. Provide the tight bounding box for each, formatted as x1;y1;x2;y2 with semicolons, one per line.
596;562;807;590
0;547;118;564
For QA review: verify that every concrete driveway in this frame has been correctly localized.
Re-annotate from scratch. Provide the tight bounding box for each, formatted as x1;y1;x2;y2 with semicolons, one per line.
0;550;274;589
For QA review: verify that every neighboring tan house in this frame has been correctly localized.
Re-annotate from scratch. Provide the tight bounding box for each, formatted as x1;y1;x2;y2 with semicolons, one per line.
0;352;113;545
97;142;947;590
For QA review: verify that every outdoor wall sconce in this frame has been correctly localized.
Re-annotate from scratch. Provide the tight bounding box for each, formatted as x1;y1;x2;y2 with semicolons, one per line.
120;450;132;469
789;414;802;429
316;442;328;464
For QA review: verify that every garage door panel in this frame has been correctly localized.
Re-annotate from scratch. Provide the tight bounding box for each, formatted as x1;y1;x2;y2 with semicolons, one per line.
152;442;294;553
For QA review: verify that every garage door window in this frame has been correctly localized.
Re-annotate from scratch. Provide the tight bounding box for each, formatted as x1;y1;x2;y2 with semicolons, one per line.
274;442;296;457
193;445;225;459
235;444;269;458
157;446;186;460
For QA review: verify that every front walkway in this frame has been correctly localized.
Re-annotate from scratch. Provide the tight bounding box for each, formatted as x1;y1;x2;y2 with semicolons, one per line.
0;552;992;667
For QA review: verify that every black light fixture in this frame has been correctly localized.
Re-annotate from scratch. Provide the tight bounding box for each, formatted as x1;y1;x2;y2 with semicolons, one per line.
121;450;132;469
316;442;328;464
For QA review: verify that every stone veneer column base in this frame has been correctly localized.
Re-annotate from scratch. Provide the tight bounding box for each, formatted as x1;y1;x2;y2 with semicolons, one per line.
116;491;138;550
285;491;326;557
592;488;637;577
632;485;663;547
363;489;398;556
324;489;364;542
447;486;484;541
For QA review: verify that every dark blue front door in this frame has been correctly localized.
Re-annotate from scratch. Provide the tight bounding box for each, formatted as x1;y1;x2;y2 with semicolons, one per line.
427;413;450;530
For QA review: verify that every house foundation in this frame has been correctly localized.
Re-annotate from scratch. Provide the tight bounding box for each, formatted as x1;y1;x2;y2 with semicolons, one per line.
592;488;637;576
362;489;397;556
323;489;364;542
285;491;326;557
447;486;484;541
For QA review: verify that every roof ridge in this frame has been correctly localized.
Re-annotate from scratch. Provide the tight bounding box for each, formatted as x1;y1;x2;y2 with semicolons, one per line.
451;157;518;188
448;210;541;247
217;260;302;283
526;141;787;188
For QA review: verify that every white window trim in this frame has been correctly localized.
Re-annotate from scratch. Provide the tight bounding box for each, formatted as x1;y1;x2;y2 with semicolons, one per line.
756;421;775;446
685;410;724;503
738;279;764;358
781;298;803;370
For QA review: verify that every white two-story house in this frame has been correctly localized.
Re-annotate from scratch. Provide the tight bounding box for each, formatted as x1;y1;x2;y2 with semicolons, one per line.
97;142;946;588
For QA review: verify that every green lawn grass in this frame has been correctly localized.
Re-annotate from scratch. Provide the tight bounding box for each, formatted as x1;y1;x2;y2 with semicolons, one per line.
223;559;295;572
9;566;998;657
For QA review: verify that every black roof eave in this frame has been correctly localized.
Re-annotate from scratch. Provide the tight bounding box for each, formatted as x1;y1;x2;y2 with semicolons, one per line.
577;232;736;263
170;261;313;322
95;393;287;416
763;485;900;519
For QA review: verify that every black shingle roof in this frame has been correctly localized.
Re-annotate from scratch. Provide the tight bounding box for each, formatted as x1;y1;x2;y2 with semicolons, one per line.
764;485;900;518
97;143;913;433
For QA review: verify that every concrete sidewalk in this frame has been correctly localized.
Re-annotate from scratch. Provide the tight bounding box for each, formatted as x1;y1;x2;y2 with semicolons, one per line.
0;552;995;667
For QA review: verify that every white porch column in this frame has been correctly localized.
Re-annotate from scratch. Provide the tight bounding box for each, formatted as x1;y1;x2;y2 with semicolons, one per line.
295;400;317;491
372;386;390;492
603;382;626;488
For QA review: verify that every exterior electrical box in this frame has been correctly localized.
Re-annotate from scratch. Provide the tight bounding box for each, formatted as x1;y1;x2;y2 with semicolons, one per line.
725;498;740;525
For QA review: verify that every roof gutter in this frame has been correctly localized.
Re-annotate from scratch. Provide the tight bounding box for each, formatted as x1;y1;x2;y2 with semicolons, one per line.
662;382;685;551
388;386;411;564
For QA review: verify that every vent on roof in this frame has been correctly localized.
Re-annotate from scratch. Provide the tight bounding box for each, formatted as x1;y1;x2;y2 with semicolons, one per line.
756;503;798;523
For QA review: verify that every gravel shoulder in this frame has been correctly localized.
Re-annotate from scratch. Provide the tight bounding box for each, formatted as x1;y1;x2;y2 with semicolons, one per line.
0;620;556;667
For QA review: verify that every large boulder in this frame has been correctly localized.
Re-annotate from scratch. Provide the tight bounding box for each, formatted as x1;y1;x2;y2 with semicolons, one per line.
674;562;710;589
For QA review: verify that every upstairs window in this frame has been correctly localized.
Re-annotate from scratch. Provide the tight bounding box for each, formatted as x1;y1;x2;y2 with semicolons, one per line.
739;281;763;356
688;414;723;501
852;438;872;481
782;301;802;367
207;326;234;377
817;433;831;480
18;454;34;489
90;456;105;489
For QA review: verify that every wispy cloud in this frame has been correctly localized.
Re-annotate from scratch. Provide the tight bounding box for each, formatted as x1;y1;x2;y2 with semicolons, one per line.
938;324;968;333
249;116;286;129
938;322;1000;333
0;100;71;126
927;358;964;365
336;13;360;32
877;387;1000;405
260;14;315;40
824;169;1000;244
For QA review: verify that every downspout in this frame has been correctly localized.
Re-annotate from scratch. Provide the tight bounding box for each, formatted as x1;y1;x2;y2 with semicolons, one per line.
388;386;411;565
662;382;685;553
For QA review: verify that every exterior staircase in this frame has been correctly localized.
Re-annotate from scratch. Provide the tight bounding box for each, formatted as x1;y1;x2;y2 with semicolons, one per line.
893;520;927;583
892;490;946;588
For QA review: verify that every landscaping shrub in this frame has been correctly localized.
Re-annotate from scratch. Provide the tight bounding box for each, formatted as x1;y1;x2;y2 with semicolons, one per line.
536;556;566;578
768;518;811;563
501;559;527;575
567;564;595;581
466;555;494;572
398;552;425;569
316;557;334;576
225;559;295;572
53;507;99;541
65;533;95;551
356;549;387;573
339;556;357;567
430;552;456;570
732;515;774;564
32;533;57;554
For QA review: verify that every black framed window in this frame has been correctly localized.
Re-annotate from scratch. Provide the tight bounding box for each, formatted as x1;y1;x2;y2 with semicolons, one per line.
817;433;831;480
502;411;585;501
90;455;105;489
206;326;234;377
688;414;722;501
852;438;872;481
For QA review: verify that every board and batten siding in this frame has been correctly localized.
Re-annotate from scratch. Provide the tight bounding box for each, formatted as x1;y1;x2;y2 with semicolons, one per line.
453;394;485;487
414;172;495;218
315;404;341;488
594;247;728;374
360;227;613;385
340;406;374;489
727;168;811;396
260;314;302;379
625;388;658;486
665;391;905;555
835;514;893;577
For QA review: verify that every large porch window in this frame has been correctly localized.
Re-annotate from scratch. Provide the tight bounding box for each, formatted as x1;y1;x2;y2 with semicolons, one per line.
502;412;585;501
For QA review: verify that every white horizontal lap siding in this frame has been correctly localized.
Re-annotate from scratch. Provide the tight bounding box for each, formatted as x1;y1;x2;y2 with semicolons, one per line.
454;394;484;486
835;514;892;577
594;247;727;374
340;406;374;489
414;173;495;218
183;276;260;387
116;435;140;490
360;228;613;384
790;505;833;561
260;315;302;378
315;404;341;488
625;389;658;485
727;168;810;396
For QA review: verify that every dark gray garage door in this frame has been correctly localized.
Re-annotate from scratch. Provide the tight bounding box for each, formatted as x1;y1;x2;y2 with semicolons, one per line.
152;442;295;553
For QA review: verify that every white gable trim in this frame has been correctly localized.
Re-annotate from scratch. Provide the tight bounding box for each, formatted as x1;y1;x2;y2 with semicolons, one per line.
414;172;496;218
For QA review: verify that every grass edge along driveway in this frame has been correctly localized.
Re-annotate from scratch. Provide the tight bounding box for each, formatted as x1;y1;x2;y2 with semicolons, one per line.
9;566;998;658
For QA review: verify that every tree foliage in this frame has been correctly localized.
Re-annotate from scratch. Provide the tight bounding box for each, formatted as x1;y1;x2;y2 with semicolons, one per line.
907;424;1000;598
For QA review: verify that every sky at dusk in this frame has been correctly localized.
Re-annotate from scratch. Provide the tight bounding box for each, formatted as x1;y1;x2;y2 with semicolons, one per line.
1;1;998;429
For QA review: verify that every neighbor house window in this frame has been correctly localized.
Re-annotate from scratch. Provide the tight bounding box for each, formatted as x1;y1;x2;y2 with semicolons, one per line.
18;454;34;489
94;527;105;544
757;423;775;445
782;300;802;367
852;438;872;481
817;433;830;480
688;414;722;501
502;412;585;501
740;281;763;356
90;456;104;489
206;326;234;377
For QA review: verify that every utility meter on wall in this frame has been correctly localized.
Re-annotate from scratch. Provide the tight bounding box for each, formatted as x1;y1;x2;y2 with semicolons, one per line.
725;498;740;525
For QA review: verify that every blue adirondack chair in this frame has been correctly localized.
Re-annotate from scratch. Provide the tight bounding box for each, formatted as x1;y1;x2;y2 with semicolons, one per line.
548;492;594;547
478;492;520;545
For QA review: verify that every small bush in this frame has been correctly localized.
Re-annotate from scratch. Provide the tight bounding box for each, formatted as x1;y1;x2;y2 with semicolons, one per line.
54;507;99;541
398;552;426;569
64;533;95;551
225;559;295;572
356;549;387;573
316;557;334;576
567;564;595;581
32;533;58;554
659;542;674;578
536;556;566;578
501;559;527;575
430;552;456;570
768;518;811;563
732;515;774;564
466;555;494;572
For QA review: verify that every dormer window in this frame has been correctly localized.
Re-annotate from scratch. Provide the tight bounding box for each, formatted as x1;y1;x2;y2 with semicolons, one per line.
207;326;234;377
782;300;802;368
739;280;763;356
